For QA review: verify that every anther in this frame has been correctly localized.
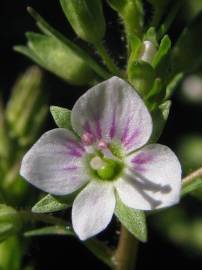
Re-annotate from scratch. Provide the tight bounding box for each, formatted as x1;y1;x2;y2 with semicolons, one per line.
81;132;94;145
98;140;108;149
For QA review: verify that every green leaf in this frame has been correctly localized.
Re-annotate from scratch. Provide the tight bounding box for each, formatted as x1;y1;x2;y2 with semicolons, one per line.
115;193;147;242
60;0;106;44
165;73;183;99
0;205;21;243
143;27;158;47
0;99;12;160
50;106;72;129
32;194;73;213
0;224;14;243
127;34;142;61
182;177;202;197
26;7;110;80
146;78;162;100
0;236;23;270
26;32;96;86
152;35;171;68
150;100;171;142
24;225;74;237
128;60;155;97
171;11;202;74
148;0;171;27
158;0;182;38
13;46;44;67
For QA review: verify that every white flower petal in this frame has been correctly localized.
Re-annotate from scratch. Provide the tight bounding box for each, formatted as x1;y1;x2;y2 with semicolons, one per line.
115;144;182;210
72;181;115;240
20;128;89;195
71;76;152;153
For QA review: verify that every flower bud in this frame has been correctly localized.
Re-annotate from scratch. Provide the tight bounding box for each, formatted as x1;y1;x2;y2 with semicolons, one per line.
139;40;157;64
24;32;96;85
108;0;144;37
60;0;106;44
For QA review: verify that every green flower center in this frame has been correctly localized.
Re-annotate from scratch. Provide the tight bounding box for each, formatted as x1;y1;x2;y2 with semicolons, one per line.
89;156;123;181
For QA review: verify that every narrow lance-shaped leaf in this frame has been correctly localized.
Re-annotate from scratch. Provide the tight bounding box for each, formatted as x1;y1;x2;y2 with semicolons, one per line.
60;0;106;44
182;177;202;197
143;27;158;47
25;32;97;86
159;0;182;37
0;236;23;270
25;7;110;80
165;73;183;99
148;0;171;27
150;100;171;143
108;0;144;38
0;99;11;160
128;60;155;97
0;204;21;243
24;225;74;237
152;35;171;69
115;193;147;242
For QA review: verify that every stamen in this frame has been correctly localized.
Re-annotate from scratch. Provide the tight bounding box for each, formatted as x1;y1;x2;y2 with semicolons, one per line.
81;132;94;145
98;140;108;149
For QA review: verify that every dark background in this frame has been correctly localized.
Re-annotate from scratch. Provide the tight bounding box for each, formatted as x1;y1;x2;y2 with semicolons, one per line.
1;1;202;269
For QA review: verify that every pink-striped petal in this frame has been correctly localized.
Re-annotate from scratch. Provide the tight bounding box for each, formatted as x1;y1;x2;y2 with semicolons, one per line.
20;128;89;195
71;77;152;153
115;144;182;210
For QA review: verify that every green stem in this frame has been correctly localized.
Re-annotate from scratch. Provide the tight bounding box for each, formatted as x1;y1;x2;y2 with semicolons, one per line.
95;42;122;76
182;166;202;187
19;210;67;226
113;226;138;270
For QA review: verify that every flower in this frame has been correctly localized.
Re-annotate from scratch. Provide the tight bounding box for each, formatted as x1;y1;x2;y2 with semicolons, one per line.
20;77;181;240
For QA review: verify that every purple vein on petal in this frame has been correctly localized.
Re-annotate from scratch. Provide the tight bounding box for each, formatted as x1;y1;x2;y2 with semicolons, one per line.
66;139;85;152
131;152;153;173
132;152;153;165
64;139;85;158
124;128;140;149
66;146;83;157
63;165;78;171
84;121;95;138
121;117;131;144
95;119;102;140
109;107;116;139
